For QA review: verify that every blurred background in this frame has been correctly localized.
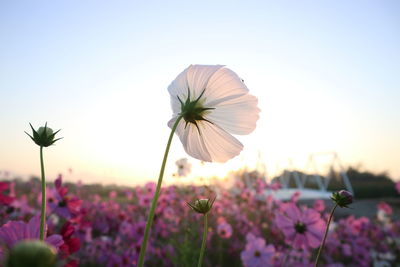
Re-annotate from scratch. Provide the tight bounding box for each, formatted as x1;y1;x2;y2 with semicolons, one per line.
1;0;399;186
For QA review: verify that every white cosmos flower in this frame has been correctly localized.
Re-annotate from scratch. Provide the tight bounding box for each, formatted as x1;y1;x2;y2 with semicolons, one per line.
175;158;192;177
168;65;260;163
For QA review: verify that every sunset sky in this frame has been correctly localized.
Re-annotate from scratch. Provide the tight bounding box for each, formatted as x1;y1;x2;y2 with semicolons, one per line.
1;1;399;185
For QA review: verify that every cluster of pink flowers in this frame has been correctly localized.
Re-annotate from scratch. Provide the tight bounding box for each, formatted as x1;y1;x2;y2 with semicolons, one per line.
0;171;399;266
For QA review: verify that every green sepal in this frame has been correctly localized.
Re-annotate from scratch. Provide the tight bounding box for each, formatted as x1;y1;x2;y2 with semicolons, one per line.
187;197;216;214
26;122;62;147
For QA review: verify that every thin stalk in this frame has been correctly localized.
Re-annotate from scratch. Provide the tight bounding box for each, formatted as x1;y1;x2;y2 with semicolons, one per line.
39;146;46;240
197;213;208;267
137;116;183;267
315;203;338;267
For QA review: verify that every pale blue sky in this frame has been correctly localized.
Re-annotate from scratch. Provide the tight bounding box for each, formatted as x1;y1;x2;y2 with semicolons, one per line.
1;1;399;185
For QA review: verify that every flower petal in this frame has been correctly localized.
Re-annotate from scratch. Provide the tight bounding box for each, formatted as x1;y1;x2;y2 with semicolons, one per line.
305;231;322;248
203;67;249;105
168;71;188;115
167;65;259;162
205;93;260;135
167;65;224;115
186;65;224;99
27;215;41;239
168;117;212;162
0;221;26;248
199;121;243;162
200;67;260;135
46;234;64;250
283;203;302;221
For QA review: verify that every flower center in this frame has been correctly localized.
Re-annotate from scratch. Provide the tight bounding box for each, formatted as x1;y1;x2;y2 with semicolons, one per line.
58;200;67;207
254;250;261;257
294;222;307;234
177;88;214;132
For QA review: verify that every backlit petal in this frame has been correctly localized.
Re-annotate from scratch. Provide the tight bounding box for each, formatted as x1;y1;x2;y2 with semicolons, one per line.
167;66;189;98
199;121;243;162
205;93;260;135
168;65;224;114
167;65;259;163
168;117;212;162
203;67;249;105
186;65;224;100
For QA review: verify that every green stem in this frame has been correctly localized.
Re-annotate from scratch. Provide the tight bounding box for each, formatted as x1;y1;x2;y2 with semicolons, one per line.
39;146;46;240
137;116;182;267
197;213;208;267
315;203;338;267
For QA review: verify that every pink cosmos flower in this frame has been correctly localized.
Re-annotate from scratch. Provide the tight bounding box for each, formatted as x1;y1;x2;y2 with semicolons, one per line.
338;215;370;236
313;199;325;212
217;222;233;239
125;190;133;200
0;215;63;260
10;194;34;215
48;175;82;219
138;194;151;207
290;191;301;203
241;233;275;267
0;181;14;205
59;222;80;258
268;182;281;191
275;203;325;249
144;182;156;195
377;202;393;224
109;191;117;199
377;202;393;215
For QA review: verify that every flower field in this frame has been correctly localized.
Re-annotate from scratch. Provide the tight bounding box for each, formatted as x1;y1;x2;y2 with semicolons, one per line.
1;171;399;267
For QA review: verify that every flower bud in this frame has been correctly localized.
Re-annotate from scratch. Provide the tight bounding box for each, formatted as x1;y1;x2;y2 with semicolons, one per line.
37;126;53;137
25;123;62;147
188;197;215;214
331;190;353;208
6;240;57;267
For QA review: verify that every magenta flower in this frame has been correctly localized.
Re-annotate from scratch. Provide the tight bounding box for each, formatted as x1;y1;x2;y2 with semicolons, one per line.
268;182;281;191
48;175;82;219
144;182;156;195
125;190;133;200
0;181;14;205
138;194;151;207
109;191;117;199
275;203;325;249
377;202;393;215
313;199;325;212
0;215;63;261
59;222;80;258
377;202;393;224
241;233;275;267
217;222;233;239
290;191;301;203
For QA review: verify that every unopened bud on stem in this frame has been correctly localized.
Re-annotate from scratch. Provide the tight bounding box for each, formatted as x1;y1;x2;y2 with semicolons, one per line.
188;197;216;214
6;240;57;267
331;190;353;208
25;122;62;147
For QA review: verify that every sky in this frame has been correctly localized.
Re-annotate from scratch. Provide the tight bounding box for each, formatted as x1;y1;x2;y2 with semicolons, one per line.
1;0;399;186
